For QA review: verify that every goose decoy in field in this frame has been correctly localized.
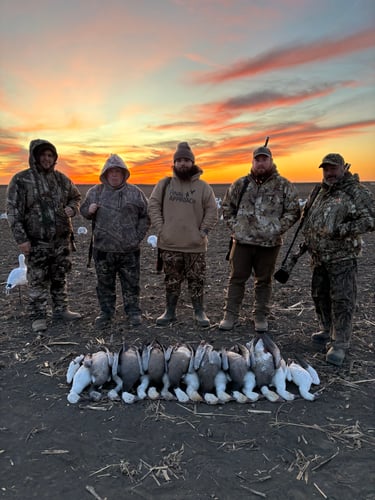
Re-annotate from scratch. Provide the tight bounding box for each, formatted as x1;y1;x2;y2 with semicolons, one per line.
247;334;284;402
286;359;320;401
112;344;144;404
147;235;158;248
139;340;166;400
194;341;231;404
163;343;200;402
221;344;259;403
5;254;28;295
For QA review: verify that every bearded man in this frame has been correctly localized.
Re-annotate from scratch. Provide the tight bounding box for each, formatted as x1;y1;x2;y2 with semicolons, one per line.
148;142;218;327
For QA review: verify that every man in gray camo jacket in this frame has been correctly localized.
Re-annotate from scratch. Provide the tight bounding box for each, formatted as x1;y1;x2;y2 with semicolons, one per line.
80;154;149;328
6;139;82;333
302;153;375;366
220;145;300;332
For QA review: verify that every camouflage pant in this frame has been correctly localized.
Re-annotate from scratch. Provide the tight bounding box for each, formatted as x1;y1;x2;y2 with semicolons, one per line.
160;250;206;298
27;239;72;319
312;259;357;349
94;249;141;317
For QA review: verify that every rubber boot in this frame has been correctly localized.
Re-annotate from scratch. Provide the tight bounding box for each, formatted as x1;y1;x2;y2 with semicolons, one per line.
326;346;346;366
253;285;271;332
192;296;210;327
311;329;331;345
219;311;238;331
53;308;82;321
156;294;178;326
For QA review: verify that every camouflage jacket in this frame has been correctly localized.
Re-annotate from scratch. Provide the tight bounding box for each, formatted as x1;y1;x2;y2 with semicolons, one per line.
222;170;300;247
148;170;218;253
302;172;375;264
6;139;81;244
80;157;150;253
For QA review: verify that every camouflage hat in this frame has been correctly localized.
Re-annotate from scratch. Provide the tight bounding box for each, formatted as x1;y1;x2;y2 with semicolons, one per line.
253;146;272;158
319;153;345;168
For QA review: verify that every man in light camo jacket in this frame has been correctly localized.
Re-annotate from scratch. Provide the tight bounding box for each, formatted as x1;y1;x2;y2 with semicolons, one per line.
220;144;300;332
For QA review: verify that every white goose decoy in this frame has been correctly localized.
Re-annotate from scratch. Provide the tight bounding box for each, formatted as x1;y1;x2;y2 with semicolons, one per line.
5;254;28;295
194;341;231;404
77;226;88;235
247;334;284;403
221;344;259;403
147;235;158;248
163;343;199;402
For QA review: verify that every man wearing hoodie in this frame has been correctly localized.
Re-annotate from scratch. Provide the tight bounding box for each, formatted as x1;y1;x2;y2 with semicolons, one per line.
6;139;82;333
302;153;375;366
148;142;218;327
80;154;149;328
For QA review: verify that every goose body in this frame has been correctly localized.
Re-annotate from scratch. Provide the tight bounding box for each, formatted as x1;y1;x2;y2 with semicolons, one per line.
113;344;144;403
287;360;319;401
140;340;166;399
5;254;28;294
194;342;231;404
247;334;283;402
222;344;258;402
163;344;197;402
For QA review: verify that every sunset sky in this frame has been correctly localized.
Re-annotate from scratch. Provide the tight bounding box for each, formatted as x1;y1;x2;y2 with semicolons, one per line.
1;0;374;186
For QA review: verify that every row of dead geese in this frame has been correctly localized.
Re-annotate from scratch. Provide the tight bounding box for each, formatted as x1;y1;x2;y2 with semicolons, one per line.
66;334;320;405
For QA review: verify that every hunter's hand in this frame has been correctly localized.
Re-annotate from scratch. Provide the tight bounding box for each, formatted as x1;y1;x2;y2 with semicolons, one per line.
88;203;99;215
64;206;74;217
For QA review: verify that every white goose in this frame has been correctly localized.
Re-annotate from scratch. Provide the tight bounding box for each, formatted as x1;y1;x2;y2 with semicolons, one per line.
5;254;28;295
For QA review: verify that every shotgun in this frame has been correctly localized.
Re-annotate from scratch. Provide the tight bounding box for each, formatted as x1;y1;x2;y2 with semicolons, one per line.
274;183;321;283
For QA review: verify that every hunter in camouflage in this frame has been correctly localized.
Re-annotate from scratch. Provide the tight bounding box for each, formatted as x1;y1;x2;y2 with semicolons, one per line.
6;139;82;332
80;154;149;328
302;153;375;366
220;145;300;332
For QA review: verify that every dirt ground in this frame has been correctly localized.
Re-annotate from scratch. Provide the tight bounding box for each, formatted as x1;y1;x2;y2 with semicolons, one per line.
1;182;374;500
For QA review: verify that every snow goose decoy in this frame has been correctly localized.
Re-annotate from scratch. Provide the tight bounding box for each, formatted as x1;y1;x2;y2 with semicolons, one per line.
247;334;285;402
5;254;28;295
163;343;201;402
194;341;231;404
221;344;259;403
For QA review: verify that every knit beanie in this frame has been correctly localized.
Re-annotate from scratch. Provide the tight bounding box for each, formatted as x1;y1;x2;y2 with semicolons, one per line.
173;142;195;163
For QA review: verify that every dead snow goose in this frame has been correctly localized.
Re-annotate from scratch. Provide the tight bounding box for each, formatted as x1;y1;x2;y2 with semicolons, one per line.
115;344;144;403
140;340;166;399
247;334;284;402
221;344;259;403
163;343;199;402
83;348;113;401
287;359;320;401
194;341;231;404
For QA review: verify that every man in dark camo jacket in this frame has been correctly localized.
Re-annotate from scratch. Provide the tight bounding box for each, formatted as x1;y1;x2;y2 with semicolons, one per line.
6;139;82;333
80;154;149;328
302;153;375;366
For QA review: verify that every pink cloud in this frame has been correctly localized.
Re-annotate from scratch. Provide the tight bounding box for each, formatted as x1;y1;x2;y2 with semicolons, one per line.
192;28;375;84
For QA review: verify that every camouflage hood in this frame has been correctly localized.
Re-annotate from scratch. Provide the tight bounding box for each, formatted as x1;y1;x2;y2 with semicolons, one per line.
99;154;130;186
29;139;58;173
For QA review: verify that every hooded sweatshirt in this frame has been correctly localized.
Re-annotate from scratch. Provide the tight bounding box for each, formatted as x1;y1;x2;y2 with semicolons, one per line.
148;169;218;253
6;139;81;244
222;168;300;247
80;154;150;252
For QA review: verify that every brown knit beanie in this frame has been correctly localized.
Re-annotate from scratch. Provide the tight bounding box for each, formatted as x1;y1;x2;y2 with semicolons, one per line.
173;142;195;163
